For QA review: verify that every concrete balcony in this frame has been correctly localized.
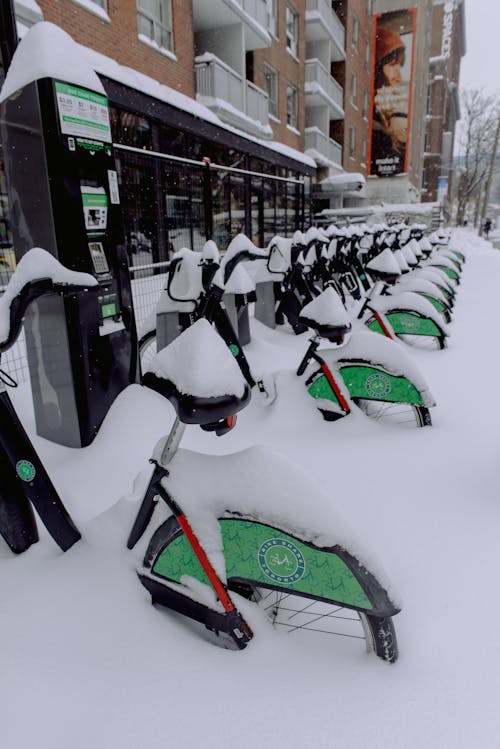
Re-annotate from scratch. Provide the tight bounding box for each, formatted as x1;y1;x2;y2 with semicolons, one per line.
192;0;271;50
305;0;345;61
305;127;343;168
195;54;272;139
305;59;344;118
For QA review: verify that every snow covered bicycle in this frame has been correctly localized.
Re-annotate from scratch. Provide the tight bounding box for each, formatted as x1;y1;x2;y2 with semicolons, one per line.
127;275;400;662
296;286;435;427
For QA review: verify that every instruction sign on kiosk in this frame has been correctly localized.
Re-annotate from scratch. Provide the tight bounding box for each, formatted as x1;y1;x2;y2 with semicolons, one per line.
0;22;138;447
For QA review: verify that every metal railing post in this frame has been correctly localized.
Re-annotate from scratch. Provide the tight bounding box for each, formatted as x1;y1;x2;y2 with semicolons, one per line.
203;157;213;241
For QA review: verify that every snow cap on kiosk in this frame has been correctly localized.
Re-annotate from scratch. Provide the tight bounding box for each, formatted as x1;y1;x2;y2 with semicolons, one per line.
0;21;105;103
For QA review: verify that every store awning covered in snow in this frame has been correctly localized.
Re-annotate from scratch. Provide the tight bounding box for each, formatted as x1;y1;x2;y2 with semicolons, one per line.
313;173;366;194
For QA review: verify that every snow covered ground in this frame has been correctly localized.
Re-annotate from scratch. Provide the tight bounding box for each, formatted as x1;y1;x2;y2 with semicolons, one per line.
2;228;500;748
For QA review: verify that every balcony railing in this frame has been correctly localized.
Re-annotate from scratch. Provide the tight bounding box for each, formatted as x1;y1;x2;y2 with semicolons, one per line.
226;0;268;30
305;0;345;58
305;59;344;116
195;54;270;135
305;127;343;167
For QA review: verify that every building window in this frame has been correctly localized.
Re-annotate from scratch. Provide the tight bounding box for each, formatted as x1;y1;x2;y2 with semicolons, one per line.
351;73;357;107
137;0;173;51
264;64;279;118
426;84;432;114
363;90;369;119
286;83;298;129
286;4;299;58
349;126;356;159
267;0;278;36
365;36;370;68
362;138;367;163
352;14;359;51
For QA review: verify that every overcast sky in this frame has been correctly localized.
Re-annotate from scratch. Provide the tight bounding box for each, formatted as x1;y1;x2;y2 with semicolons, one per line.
459;0;500;97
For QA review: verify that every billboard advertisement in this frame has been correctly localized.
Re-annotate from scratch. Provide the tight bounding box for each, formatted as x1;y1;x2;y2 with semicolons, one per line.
368;8;417;178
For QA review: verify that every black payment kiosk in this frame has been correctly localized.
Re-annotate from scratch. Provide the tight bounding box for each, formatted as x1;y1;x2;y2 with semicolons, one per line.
1;76;138;447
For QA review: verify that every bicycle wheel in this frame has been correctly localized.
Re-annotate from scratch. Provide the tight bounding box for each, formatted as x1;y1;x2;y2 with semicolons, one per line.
396;333;447;351
353;398;432;427
230;582;398;663
138;329;157;374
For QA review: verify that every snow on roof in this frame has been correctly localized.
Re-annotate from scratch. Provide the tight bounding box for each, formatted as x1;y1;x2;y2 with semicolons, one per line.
81;43;315;169
320;173;366;187
0;21;105;103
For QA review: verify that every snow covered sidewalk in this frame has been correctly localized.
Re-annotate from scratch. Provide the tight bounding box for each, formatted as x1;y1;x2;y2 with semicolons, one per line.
2;228;500;749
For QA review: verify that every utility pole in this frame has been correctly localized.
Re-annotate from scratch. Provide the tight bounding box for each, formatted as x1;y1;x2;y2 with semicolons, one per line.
479;113;500;236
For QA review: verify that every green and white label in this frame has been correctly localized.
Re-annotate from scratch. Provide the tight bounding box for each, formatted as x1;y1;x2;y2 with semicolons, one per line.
81;186;108;230
365;372;391;398
55;82;112;143
16;460;36;482
258;538;306;584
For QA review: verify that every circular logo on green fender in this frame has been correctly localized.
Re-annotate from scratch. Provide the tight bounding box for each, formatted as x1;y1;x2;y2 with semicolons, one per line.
258;538;306;584
399;315;421;333
16;460;36;482
365;373;391;398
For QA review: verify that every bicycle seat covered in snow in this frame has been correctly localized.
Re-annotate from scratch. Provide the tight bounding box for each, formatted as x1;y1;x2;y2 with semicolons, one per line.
142;318;251;424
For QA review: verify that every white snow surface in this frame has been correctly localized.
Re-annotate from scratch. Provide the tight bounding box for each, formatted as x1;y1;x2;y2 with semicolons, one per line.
0;22;105;102
300;286;351;327
146;318;246;398
4;229;500;748
366;247;401;276
0;247;96;344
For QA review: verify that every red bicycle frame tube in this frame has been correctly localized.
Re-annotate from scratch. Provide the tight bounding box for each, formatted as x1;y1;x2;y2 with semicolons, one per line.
320;362;351;414
372;310;394;340
176;513;237;614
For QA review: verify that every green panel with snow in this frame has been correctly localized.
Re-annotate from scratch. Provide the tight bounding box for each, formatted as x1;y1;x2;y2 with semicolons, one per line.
307;373;340;405
152;518;372;610
421;294;447;314
338;365;423;404
367;312;441;337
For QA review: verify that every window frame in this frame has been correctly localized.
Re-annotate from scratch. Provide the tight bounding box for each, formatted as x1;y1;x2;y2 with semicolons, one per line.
137;0;174;52
352;14;359;51
286;4;299;58
267;0;278;37
350;73;357;107
349;126;356;159
263;63;279;119
286;82;298;129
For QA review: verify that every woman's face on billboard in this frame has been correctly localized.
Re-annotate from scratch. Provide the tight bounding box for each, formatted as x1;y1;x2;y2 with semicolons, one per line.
382;57;403;86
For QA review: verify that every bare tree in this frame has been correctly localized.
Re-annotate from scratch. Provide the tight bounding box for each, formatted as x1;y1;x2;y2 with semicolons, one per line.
454;89;500;226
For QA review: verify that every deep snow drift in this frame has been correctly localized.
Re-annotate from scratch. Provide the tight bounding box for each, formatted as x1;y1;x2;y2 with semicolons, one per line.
2;229;500;749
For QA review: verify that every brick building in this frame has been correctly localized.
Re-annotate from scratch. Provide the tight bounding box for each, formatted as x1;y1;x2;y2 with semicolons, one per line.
0;0;466;263
421;0;465;210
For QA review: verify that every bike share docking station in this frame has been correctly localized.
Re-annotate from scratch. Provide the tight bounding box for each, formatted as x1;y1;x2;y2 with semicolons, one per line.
0;23;138;447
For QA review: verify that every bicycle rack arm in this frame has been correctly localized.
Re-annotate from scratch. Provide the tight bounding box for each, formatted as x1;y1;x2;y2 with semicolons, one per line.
0;278;95;354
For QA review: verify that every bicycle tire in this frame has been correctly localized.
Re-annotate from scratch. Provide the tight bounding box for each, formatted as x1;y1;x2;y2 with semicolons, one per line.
353;398;432;428
397;333;447;351
138;329;157;374
142;516;399;662
231;582;398;663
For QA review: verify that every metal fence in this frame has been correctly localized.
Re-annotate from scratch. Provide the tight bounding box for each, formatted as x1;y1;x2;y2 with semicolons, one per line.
0;148;307;384
0;259;171;384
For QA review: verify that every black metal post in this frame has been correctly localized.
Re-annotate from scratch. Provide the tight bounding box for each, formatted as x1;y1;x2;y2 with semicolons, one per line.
0;0;18;74
203;157;213;241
